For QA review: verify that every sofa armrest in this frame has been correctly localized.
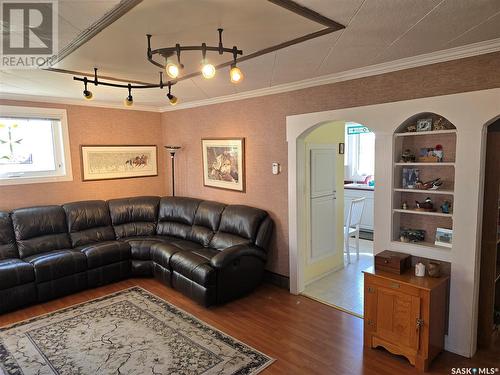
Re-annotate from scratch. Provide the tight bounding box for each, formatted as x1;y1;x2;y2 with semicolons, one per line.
210;244;266;269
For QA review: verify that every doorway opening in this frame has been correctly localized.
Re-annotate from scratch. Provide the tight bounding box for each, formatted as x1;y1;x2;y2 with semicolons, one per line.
298;121;376;317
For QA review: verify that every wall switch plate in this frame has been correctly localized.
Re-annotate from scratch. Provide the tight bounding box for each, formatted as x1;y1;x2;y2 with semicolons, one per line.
272;162;280;175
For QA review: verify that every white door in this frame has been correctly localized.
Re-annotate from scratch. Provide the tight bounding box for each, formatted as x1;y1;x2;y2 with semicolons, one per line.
309;146;336;262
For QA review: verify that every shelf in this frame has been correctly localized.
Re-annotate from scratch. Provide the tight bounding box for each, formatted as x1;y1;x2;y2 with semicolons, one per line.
393;188;454;196
392;240;452;251
393;208;453;218
394;162;455;166
394;129;457;137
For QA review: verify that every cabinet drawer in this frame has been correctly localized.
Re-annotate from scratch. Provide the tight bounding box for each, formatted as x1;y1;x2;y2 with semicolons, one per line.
365;274;420;297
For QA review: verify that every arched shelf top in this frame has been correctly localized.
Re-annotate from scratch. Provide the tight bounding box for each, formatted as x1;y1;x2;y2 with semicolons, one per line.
395;112;456;134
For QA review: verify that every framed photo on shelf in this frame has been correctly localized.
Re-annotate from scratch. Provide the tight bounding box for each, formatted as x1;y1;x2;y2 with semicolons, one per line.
402;168;419;189
81;145;158;181
202;138;245;192
416;118;433;132
435;227;453;248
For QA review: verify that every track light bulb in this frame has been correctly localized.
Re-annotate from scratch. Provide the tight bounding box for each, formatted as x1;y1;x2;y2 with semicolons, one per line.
167;93;178;106
124;95;133;107
83;90;93;100
166;62;179;79
230;65;243;83
201;62;216;79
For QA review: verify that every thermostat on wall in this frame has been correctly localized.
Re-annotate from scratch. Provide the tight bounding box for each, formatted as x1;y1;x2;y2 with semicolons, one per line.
272;162;281;175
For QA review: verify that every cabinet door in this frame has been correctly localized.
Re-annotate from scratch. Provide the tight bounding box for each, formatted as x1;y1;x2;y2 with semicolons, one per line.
375;286;421;351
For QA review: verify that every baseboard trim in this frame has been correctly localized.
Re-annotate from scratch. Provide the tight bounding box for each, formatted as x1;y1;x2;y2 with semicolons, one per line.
263;270;290;290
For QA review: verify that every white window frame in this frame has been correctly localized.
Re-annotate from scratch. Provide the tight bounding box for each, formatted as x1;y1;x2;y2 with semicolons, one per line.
0;105;73;186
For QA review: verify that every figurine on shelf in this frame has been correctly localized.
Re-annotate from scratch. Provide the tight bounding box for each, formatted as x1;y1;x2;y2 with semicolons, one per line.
400;228;426;243
402;201;408;210
433;117;448;131
417;178;442;190
406;124;417;133
416;197;434;211
434;144;444;162
440;200;452;214
400;149;416;163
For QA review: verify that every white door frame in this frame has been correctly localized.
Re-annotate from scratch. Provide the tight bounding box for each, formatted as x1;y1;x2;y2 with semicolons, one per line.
286;88;500;357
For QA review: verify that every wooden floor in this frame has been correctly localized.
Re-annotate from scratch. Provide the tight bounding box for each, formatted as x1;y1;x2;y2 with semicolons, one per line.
1;279;498;374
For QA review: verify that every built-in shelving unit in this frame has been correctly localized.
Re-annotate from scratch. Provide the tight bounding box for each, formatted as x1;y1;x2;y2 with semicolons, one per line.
392;112;456;252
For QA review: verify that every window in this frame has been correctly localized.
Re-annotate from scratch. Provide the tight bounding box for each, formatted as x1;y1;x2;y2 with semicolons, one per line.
345;123;375;180
0;106;72;185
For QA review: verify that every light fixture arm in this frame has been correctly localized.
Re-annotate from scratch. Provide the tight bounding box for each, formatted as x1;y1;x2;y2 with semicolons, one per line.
147;29;243;72
74;68;176;90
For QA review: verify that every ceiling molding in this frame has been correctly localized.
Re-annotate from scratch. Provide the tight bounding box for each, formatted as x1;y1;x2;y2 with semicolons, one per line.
0;93;161;112
49;0;143;65
160;37;500;112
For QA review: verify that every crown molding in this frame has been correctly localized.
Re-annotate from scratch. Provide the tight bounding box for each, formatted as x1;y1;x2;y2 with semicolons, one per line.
160;37;500;112
0;93;162;112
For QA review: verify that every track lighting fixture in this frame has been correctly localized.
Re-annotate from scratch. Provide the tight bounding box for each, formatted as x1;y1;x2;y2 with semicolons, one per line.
167;83;178;106
83;77;93;100
74;29;243;106
124;84;133;107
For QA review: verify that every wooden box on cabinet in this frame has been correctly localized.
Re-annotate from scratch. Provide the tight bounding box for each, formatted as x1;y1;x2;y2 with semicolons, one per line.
363;267;449;372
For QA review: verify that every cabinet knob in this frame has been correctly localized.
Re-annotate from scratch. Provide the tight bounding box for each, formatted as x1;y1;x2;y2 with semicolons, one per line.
367;286;375;293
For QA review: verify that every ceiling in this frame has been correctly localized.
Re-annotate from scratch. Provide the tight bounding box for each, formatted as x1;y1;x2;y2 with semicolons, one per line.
1;0;500;111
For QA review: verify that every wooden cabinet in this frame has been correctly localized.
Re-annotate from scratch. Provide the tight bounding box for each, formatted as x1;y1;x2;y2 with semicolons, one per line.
363;268;449;371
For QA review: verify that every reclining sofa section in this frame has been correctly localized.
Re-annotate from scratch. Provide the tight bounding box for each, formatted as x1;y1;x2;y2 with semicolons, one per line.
0;196;273;313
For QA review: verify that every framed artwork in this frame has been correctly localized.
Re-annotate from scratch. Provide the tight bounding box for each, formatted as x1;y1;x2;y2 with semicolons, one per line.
416;118;433;132
81;145;158;181
202;138;245;192
435;227;453;248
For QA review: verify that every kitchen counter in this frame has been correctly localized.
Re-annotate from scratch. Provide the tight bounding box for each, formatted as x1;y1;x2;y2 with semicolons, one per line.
344;183;375;191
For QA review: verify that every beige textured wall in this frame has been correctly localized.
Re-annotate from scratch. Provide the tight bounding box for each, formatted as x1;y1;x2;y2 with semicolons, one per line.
161;51;500;276
0;101;165;210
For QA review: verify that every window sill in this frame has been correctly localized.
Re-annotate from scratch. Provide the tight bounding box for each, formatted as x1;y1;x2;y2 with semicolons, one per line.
0;174;73;186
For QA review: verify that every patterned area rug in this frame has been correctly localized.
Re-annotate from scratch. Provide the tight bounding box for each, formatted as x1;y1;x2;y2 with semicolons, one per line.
0;287;274;375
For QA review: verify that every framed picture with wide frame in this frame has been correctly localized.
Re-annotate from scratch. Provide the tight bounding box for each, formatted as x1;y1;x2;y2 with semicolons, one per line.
201;138;245;192
80;145;158;181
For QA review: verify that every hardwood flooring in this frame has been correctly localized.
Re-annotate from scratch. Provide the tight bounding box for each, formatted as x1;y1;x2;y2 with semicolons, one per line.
1;278;498;374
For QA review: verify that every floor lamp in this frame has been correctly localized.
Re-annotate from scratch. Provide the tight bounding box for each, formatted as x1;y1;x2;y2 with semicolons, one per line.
165;146;181;196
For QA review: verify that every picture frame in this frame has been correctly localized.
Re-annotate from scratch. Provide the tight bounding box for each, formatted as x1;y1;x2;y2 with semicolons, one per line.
202;138;245;192
81;145;158;181
402;168;420;189
416;118;433;132
435;227;453;248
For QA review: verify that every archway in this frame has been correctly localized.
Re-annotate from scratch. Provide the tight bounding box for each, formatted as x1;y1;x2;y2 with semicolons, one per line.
286;88;500;357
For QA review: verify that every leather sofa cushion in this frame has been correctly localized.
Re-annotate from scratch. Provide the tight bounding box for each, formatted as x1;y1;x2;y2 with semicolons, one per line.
193;201;226;230
108;196;160;238
157;197;201;239
190;248;219;261
170;251;216;287
63;200;115;247
218;205;268;240
12;206;71;258
0;259;35;289
25;249;87;283
169;239;204;251
121;236;169;260
209;233;252;251
78;241;130;269
0;212;18;260
151;243;185;269
186;226;215;247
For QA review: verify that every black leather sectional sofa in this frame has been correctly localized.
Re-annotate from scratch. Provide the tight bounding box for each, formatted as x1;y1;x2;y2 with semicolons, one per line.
0;196;273;314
